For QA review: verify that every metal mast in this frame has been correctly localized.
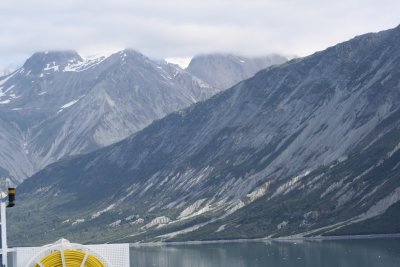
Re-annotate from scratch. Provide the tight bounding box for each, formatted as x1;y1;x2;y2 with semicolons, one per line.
1;201;7;267
1;187;15;267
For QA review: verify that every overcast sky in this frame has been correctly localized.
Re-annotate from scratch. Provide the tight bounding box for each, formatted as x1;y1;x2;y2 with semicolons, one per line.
1;0;399;69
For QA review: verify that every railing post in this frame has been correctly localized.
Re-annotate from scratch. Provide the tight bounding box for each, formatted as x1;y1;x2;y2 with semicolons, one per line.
1;201;7;267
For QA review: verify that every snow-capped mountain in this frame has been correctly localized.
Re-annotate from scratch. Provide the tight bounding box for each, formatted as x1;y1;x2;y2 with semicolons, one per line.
0;50;285;184
11;25;400;245
186;53;287;90
0;49;218;183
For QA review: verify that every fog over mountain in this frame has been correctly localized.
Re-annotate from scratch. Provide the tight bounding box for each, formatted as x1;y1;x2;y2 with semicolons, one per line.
186;54;287;90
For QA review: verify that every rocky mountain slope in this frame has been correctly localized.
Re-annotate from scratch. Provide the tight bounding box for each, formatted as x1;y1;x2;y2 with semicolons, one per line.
186;53;287;90
10;25;400;245
0;51;285;184
0;49;218;183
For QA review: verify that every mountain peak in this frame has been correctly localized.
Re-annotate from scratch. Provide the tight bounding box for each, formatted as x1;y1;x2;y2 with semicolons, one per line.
111;49;146;60
23;50;82;74
104;49;149;67
187;53;287;89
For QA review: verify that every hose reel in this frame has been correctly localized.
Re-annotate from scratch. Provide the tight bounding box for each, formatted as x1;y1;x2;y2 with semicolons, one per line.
26;239;110;267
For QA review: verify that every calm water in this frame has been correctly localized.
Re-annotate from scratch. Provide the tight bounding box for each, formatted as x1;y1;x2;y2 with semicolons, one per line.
130;239;400;267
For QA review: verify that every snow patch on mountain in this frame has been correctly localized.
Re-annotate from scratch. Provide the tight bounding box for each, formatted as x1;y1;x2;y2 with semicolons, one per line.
4;84;15;93
130;218;144;225
43;62;59;72
157;221;211;239
72;219;85;226
0;71;17;86
321;179;345;198
271;170;310;198
356;186;400;221
216;224;226;232
178;201;212;220
91;204;116;219
246;181;271;202
226;200;245;214
165;57;192;69
277;221;288;230
178;199;207;219
143;216;171;229
387;141;400;158
109;220;121;227
63;54;108;72
125;214;139;221
57;97;83;113
0;74;17;103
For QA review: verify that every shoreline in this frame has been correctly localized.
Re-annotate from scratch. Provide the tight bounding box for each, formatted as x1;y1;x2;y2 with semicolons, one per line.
129;233;400;247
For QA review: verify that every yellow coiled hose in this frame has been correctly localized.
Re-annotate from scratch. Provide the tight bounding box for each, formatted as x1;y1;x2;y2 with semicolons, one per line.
34;249;105;267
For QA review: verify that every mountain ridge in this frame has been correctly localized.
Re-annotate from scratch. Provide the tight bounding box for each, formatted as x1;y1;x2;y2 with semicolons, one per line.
0;49;285;183
9;25;400;245
186;53;287;90
0;49;216;183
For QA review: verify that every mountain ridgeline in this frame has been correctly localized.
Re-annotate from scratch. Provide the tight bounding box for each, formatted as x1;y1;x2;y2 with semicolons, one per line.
187;53;288;90
0;50;285;184
10;25;400;245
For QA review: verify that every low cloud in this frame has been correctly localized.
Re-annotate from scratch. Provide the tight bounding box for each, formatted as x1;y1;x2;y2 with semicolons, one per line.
1;0;399;68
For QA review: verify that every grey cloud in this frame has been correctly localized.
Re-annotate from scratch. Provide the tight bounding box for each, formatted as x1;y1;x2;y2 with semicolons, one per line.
1;0;399;68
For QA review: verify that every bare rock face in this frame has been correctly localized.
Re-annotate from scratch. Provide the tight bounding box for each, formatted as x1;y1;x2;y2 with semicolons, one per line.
11;26;400;245
0;49;284;184
0;49;219;183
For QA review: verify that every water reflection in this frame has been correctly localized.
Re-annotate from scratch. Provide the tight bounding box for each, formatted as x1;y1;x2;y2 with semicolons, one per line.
130;239;400;267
